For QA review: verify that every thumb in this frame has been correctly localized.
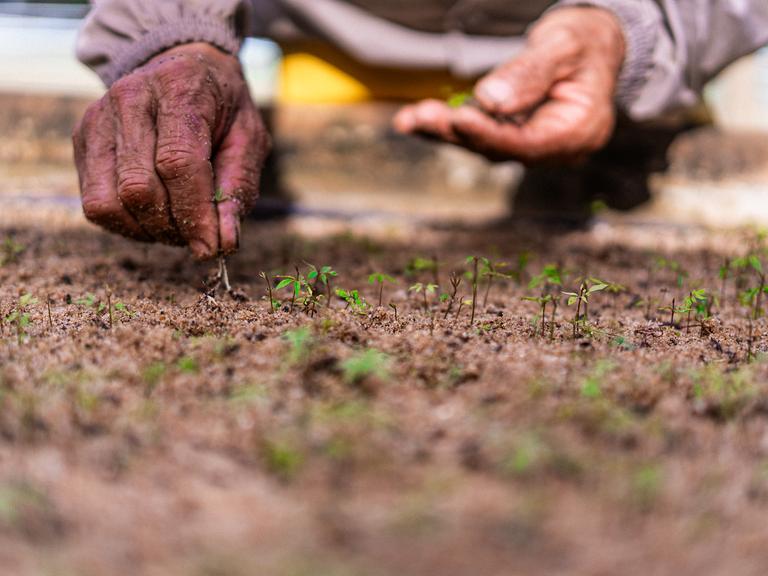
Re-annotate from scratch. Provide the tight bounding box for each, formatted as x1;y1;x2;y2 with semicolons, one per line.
474;35;579;116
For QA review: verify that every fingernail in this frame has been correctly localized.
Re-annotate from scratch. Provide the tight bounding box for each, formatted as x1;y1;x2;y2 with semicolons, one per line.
477;78;511;105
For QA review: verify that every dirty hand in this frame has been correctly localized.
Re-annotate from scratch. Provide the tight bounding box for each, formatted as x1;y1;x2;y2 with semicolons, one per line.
73;42;270;260
393;7;626;163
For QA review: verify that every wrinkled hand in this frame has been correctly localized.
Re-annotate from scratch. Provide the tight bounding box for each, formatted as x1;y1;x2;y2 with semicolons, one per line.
393;7;626;163
73;42;270;260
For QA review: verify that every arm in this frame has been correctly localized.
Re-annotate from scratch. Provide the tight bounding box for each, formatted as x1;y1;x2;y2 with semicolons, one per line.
395;0;768;162
557;0;768;119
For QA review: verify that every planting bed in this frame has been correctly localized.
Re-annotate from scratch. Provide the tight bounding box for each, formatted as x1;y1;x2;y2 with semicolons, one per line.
2;212;768;576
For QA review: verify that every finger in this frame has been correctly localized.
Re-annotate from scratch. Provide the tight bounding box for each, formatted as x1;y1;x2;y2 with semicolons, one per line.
73;100;149;241
213;94;271;255
392;99;459;143
154;91;219;260
110;80;183;245
474;31;579;116
451;100;598;162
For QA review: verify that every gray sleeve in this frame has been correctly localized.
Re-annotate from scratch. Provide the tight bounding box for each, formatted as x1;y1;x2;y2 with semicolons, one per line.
553;0;768;120
77;0;258;86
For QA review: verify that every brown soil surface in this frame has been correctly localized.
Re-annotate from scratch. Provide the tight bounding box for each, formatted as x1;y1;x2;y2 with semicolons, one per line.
2;211;768;576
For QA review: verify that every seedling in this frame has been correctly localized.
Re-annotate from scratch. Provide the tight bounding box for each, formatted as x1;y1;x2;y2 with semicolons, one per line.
446;90;473;109
478;258;512;308
406;256;440;286
46;294;53;331
738;267;768;362
719;258;731;307
283;327;313;366
409;282;438;312
341;349;391;385
276;267;307;312
678;289;709;333
389;302;398;322
368;272;396;307
563;278;608;338
4;293;38;344
509;251;532;285
465;256;480;326
336;288;368;314
307;264;338;306
526;264;564;338
655;256;688;289
0;237;24;267
522;294;554;338
442;272;462;319
259;271;278;313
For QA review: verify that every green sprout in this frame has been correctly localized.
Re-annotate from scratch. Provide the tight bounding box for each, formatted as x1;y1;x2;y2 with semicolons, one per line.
678;289;709;333
446;90;473;109
525;264;564;338
406;256;439;286
368;272;396;307
478;257;512;308
283;326;313;366
523;294;554;338
276;267;309;313
409;282;438;313
441;272;463;319
259;271;278;313
465;256;480;326
342;349;391;385
336;288;368;314
307;264;338;307
4;293;38;344
655;256;688;289
563;278;608;338
0;237;24;267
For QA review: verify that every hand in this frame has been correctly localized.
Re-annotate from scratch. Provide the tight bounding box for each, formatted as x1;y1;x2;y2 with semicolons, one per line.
73;42;271;260
393;7;626;163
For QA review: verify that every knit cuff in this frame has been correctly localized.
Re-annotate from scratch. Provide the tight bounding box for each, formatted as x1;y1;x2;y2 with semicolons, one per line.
549;0;660;111
102;16;243;86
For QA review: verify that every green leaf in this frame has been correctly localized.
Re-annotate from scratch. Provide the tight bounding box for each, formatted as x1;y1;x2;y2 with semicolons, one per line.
275;278;293;291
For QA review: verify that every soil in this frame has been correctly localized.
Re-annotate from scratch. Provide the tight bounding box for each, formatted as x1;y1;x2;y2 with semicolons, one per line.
3;210;768;576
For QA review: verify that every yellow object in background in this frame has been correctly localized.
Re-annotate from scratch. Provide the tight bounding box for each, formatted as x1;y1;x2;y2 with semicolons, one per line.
278;41;474;104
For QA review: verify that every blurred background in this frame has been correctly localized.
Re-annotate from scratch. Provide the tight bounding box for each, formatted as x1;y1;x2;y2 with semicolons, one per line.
1;0;767;227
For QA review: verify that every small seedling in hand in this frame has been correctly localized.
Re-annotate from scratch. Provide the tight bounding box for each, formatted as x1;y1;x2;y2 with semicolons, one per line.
368;273;396;308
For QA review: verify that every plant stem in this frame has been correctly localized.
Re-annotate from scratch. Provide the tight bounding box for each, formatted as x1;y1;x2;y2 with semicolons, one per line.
107;287;113;329
550;298;558;340
470;257;478;326
540;300;547;338
573;283;584;339
670;298;676;326
262;272;275;313
378;282;384;308
483;275;493;309
46;295;53;331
